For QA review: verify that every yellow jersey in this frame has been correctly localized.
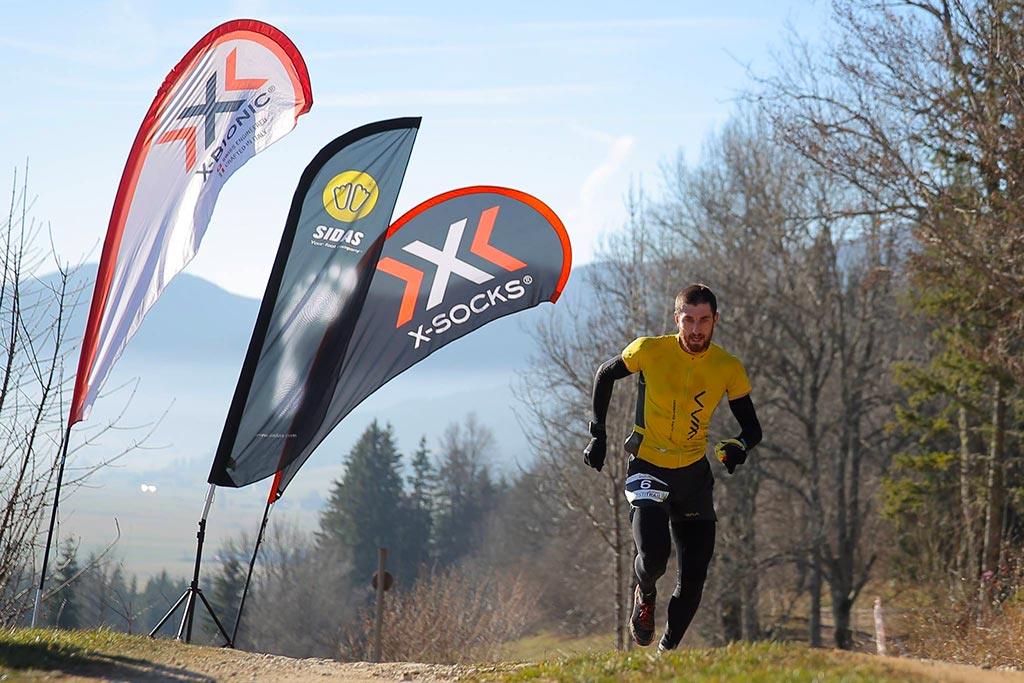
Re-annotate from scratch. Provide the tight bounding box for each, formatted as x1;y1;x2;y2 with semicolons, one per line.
621;336;751;469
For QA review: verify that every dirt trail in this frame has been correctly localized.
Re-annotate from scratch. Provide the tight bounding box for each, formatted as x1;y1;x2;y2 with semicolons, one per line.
25;640;522;683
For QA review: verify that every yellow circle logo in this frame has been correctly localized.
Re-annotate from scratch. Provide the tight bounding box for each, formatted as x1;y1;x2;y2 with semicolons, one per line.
323;170;379;222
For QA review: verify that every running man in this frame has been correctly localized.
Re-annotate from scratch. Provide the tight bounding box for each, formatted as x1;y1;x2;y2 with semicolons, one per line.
583;284;762;650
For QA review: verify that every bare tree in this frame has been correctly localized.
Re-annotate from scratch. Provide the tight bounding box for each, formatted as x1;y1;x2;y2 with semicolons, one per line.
230;519;353;658
515;196;671;649
0;167;155;626
755;0;1024;619
653;113;911;648
0;167;74;624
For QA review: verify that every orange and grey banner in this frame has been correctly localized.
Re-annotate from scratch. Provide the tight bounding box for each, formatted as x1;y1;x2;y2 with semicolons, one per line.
209;118;420;489
270;185;571;496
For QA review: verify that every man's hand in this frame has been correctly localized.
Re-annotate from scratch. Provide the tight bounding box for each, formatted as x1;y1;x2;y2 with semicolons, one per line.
584;421;607;472
714;438;747;474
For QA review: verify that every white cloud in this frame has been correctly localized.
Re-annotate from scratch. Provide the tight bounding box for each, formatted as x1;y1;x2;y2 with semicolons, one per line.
578;130;635;208
564;128;635;264
0;36;102;63
317;83;605;108
0;1;162;69
256;13;420;32
518;17;764;33
309;35;638;60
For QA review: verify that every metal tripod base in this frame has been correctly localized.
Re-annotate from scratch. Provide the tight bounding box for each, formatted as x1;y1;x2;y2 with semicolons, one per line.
150;582;232;645
149;484;232;646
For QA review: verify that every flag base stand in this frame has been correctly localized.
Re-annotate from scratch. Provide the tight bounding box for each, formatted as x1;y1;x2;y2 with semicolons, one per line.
150;484;232;646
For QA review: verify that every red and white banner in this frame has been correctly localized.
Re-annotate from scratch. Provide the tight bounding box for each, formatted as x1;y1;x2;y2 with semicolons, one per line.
70;19;312;424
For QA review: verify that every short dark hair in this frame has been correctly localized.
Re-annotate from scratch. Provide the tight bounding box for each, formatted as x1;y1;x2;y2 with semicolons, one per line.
674;284;718;316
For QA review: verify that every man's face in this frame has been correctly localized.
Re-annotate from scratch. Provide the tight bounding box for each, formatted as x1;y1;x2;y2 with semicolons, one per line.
675;302;718;354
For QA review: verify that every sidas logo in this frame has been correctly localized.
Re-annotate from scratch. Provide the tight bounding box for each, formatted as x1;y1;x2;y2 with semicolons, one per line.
376;205;531;349
322;171;379;222
311;225;364;247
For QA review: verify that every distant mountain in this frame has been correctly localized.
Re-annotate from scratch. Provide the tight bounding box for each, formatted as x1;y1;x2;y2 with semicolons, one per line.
41;262;594;577
44;262;559;373
39;263;596;471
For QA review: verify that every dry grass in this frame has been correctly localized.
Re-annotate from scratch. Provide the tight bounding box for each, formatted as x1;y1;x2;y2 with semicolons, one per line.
343;563;539;664
904;598;1024;669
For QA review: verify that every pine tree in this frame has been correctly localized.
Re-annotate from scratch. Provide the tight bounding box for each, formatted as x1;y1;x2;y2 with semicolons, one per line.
205;533;252;643
50;538;81;629
318;420;407;585
400;436;435;576
141;570;189;636
432;415;498;566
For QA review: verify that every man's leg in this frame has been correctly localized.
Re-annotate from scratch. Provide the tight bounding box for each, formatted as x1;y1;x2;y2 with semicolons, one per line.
660;519;716;649
631;504;671;595
629;504;671;646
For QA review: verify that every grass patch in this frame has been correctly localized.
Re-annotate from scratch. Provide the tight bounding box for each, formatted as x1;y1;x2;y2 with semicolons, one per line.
472;641;932;682
1;628;119;675
0;627;210;682
496;631;615;661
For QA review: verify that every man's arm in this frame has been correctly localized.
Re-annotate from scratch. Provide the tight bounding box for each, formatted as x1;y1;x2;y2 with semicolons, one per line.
727;395;761;450
714;395;762;474
591;356;633;425
584;356;634;472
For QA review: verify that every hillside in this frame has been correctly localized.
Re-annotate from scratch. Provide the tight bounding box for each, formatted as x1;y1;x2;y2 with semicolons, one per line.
2;629;1023;682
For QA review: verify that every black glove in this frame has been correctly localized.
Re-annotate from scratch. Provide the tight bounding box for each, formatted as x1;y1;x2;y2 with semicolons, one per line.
714;438;747;474
583;421;607;472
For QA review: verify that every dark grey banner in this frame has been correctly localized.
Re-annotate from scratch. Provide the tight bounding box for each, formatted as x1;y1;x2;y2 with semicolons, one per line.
209;118;420;488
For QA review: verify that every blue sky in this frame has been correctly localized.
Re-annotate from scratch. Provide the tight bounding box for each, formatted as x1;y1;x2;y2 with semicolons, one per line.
0;0;827;298
4;1;832;576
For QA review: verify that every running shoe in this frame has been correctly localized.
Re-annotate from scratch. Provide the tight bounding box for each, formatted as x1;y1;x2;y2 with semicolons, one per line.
629;585;656;646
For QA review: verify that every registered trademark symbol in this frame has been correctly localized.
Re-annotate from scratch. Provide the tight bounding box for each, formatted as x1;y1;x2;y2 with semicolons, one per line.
523;275;533;285
269;85;277;93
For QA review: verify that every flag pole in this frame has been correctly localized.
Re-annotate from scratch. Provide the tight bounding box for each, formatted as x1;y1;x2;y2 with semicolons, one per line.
230;482;276;645
31;421;74;628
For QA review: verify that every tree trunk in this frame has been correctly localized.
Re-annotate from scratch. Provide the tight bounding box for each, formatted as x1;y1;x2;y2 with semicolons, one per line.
613;476;626;650
741;561;759;641
721;549;742;642
831;589;854;650
979;379;1006;614
809;547;822;647
738;476;759;641
959;405;977;582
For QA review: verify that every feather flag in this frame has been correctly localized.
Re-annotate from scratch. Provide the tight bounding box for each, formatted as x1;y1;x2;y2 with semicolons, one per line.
70;19;312;424
208;118;421;488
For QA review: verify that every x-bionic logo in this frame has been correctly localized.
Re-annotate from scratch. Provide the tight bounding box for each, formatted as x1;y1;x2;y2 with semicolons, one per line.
155;48;268;174
376;205;527;340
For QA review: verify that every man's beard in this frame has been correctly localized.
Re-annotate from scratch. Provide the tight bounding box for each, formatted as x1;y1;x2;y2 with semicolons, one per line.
680;326;714;354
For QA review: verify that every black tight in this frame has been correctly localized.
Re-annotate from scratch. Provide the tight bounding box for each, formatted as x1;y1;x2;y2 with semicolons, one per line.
632;507;716;646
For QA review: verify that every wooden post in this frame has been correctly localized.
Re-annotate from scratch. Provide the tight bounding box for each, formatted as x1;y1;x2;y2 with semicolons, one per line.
873;596;887;656
372;548;387;662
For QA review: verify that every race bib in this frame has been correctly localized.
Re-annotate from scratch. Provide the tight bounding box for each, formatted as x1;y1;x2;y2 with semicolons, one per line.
624;473;670;507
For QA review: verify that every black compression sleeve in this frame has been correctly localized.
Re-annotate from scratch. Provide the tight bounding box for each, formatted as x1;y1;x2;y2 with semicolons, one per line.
592;356;633;424
727;395;762;449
